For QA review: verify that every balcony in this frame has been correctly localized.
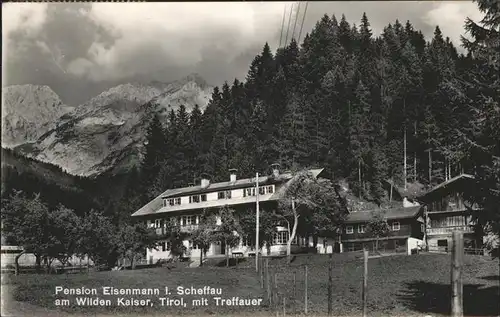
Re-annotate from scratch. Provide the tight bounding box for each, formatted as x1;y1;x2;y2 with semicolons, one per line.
426;225;474;235
180;224;199;233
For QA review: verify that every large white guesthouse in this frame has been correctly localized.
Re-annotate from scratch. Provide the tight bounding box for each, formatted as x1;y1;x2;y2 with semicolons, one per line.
131;165;329;263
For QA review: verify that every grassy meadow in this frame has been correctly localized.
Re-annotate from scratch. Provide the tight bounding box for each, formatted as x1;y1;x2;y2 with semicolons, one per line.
1;253;499;317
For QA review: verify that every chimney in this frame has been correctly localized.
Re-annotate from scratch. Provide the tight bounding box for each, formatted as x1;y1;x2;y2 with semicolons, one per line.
270;163;280;178
229;168;237;183
200;173;210;189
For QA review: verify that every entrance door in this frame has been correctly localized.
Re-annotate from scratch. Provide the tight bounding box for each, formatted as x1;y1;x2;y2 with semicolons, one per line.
437;239;448;252
220;240;226;255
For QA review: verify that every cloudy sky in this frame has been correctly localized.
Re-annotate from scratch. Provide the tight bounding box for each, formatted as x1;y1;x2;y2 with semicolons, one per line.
2;1;482;105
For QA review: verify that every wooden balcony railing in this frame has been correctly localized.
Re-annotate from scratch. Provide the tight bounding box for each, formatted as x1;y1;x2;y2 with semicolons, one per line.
180;225;199;232
426;225;474;235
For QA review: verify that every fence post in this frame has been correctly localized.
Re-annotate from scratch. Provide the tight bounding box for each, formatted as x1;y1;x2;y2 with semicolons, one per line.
293;271;296;298
266;259;271;304
304;265;308;315
363;249;368;317
260;257;264;288
451;231;464;317
274;272;278;310
328;253;333;315
283;297;286;316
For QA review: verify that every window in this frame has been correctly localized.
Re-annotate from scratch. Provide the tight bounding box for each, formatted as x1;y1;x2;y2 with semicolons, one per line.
242;236;251;247
273;231;289;245
346;226;354;234
183;215;193;226
421;224;425;232
437;239;448;247
244;185;274;197
166;241;171;251
189;240;199;250
392;222;400;231
218;191;232;200
168;198;181;206
201;194;207;201
154;219;161;228
358;225;365;233
245;188;256;197
190;195;200;203
162;242;167;251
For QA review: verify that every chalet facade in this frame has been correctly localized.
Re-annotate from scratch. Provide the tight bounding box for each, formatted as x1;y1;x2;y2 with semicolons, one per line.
131;166;327;263
340;206;425;254
416;174;486;252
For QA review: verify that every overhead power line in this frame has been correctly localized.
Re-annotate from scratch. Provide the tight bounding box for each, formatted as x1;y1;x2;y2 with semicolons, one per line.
284;3;294;47
291;2;301;40
298;1;309;44
279;5;287;48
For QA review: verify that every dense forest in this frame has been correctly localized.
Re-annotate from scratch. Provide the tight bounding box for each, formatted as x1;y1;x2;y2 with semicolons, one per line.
134;8;498;218
3;2;499;230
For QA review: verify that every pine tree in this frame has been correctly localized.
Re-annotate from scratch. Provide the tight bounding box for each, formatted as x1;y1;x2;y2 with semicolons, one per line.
141;114;167;197
452;0;500;238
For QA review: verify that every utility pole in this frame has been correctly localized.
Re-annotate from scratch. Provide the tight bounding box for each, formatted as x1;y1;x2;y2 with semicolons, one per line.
404;127;407;190
255;172;260;272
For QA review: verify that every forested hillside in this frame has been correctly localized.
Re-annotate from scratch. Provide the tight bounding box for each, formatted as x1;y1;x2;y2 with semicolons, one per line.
3;4;498;226
1;148;130;221
134;10;498;215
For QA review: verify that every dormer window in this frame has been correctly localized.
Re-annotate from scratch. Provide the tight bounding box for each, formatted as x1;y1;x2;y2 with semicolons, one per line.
243;185;274;197
243;188;256;197
218;190;232;200
189;194;207;203
167;198;181;206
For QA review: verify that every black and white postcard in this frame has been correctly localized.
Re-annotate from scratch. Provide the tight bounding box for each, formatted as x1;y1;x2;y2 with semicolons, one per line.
1;1;499;316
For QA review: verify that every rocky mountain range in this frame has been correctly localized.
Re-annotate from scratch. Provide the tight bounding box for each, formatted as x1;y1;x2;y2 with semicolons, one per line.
2;73;213;176
2;85;75;148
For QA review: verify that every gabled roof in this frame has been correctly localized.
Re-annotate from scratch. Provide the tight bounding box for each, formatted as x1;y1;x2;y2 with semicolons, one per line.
131;168;324;217
343;206;422;224
417;174;475;203
161;174;284;199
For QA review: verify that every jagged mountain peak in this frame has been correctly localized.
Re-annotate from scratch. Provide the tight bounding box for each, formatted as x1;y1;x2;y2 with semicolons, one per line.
2;84;74;148
183;73;209;88
12;74;214;176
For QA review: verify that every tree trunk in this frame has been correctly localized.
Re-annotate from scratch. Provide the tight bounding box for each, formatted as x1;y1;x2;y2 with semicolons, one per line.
14;250;26;275
35;254;42;273
428;150;432;186
414;121;417;182
130;257;135;270
225;240;229;267
358;160;362;185
445;158;448;181
389;179;393;202
404;127;407;190
199;247;203;267
44;257;53;274
287;200;299;263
